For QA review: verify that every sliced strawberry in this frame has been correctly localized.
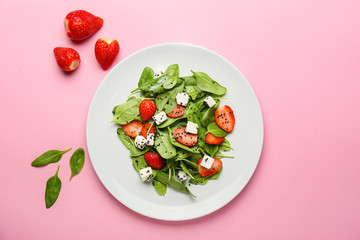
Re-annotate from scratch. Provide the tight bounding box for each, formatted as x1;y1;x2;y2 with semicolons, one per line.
139;99;157;121
205;133;225;145
167;105;184;118
214;105;235;132
94;38;120;70
144;152;165;169
64;10;103;41
197;157;222;177
140;123;156;138
121;120;143;138
173;127;197;147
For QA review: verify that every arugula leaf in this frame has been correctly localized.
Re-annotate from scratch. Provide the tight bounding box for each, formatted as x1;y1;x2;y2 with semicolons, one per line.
191;70;227;96
206;122;228;137
214;151;234;159
155;129;177;159
111;97;142;125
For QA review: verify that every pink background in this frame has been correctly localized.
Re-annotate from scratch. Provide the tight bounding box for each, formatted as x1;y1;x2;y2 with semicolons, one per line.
1;0;359;239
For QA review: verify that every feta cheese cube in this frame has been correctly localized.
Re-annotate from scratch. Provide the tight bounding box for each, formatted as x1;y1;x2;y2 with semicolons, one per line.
204;96;217;108
200;155;214;169
185;121;199;134
146;133;155;146
176;93;190;106
139;167;153;181
134;135;147;150
154;69;164;78
177;170;188;181
152;111;167;125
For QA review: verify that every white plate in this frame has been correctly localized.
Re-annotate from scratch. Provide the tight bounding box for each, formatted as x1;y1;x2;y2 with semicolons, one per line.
86;43;263;221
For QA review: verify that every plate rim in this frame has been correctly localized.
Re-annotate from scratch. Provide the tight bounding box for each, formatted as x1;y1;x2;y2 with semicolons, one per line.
86;42;264;221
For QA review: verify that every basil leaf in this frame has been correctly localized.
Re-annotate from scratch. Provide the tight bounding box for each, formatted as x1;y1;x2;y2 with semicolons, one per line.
111;97;142;125
155;129;177;159
191;70;227;96
153;180;167;196
206;122;228;137
138;67;154;87
155;171;194;196
31;148;72;167
164;64;179;78
69;148;85;181
219;139;233;152
117;128;151;156
45;166;62;208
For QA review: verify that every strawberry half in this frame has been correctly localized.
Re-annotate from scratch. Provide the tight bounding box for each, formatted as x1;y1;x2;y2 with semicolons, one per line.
144;152;165;169
94;38;120;70
205;133;225;145
173;127;197;147
121;120;143;138
140;123;156;138
214;105;235;132
197;157;222;177
139;99;157;121
167;105;184;118
53;47;81;72
64;10;103;41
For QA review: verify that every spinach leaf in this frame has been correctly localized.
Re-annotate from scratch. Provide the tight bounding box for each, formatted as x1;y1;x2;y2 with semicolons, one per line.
185;85;198;100
180;160;195;179
188;153;203;163
191;70;227;96
155;171;195;197
164;64;179;78
200;101;219;127
111;97;142;125
174;149;191;160
138;67;154;87
206;122;228;137
163;76;178;89
168;127;200;153
156;116;186;129
153;180;167;196
204;144;219;157
219;139;233;152
155;81;185;114
31;148;72;167
155;129;177;159
214;151;234;159
45;166;62;208
69;148;85;181
131;155;157;180
189;168;222;185
117;128;151;156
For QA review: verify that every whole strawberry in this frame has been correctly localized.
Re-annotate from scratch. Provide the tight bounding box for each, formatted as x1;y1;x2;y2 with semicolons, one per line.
144;152;165;169
139;99;156;121
94;38;120;70
53;47;81;72
64;10;103;41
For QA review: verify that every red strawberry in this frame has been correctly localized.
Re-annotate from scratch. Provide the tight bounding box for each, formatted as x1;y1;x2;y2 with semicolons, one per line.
167;105;184;118
205;133;225;145
121;120;143;138
197;157;222;177
144;152;165;169
139;99;157;121
94;38;120;70
173;127;197;147
64;10;103;41
53;47;81;72
214;105;235;132
140;123;156;138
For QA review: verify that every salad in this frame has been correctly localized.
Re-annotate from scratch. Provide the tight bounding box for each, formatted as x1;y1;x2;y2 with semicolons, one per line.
111;64;235;196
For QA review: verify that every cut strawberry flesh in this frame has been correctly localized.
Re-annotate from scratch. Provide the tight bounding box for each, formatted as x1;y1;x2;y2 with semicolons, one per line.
173;127;197;146
121;120;143;138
